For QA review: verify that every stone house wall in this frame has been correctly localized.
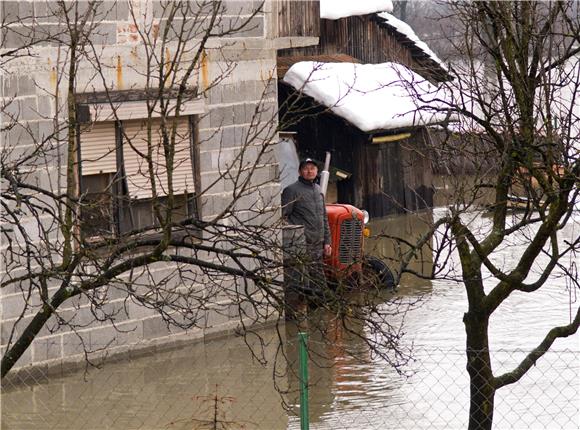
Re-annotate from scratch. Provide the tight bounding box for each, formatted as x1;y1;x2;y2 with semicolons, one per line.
0;0;313;374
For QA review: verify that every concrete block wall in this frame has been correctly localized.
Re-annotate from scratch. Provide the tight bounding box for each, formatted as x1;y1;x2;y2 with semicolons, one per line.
1;0;286;374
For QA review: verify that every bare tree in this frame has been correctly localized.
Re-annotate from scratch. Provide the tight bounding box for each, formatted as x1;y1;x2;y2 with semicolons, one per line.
1;0;414;382
377;2;580;429
392;0;409;22
0;0;287;377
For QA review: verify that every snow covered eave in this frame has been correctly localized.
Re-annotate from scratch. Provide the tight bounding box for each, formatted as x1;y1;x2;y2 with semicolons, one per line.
376;12;452;82
368;115;460;137
282;61;456;134
320;0;393;20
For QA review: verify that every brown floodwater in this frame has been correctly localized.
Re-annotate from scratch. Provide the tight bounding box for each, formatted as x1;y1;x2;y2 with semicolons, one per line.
2;209;579;429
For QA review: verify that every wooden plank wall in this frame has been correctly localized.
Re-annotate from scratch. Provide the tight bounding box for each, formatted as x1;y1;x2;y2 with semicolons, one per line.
359;142;407;216
400;129;435;211
278;15;445;83
277;1;320;38
356;131;434;217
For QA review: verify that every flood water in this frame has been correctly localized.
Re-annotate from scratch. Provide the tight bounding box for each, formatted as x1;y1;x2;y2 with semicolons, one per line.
2;209;579;430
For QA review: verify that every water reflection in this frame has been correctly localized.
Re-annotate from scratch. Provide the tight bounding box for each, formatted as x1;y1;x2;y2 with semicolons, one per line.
365;210;435;291
2;331;289;430
285;312;374;422
284;310;410;430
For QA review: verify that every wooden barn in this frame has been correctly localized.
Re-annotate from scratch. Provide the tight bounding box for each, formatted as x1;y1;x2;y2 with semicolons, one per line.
278;66;441;218
277;9;451;84
276;3;452;218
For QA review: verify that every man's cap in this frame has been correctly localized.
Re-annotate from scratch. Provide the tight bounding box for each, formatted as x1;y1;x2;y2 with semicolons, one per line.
299;158;318;169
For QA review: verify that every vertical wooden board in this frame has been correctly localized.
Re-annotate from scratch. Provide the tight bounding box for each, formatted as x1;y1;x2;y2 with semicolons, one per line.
380;142;407;216
401;130;434;210
401;135;417;210
276;0;320;38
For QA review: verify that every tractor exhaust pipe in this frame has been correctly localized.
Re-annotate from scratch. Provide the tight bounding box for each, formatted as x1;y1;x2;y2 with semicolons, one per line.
320;151;331;198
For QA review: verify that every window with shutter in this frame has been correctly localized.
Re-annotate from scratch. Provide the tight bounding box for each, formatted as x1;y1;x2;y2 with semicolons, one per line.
79;115;198;238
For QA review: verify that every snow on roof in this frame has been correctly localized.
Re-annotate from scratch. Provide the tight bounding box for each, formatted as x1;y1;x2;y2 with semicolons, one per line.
377;12;447;70
283;61;453;133
321;0;393;20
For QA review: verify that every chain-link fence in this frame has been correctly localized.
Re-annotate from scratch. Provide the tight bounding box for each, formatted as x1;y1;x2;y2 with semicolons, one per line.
1;336;579;430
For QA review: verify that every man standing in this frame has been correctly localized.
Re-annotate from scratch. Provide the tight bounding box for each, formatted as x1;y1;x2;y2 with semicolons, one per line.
281;158;332;291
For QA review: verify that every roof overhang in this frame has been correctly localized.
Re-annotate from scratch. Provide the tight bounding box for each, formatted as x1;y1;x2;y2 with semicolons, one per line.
277;54;360;80
76;89;205;123
282;61;456;134
373;13;453;82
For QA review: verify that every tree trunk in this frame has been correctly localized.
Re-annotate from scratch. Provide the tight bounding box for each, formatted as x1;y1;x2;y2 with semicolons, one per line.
1;287;70;378
464;311;495;430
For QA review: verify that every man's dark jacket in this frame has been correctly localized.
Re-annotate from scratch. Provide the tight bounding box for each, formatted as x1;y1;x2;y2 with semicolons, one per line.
281;177;331;255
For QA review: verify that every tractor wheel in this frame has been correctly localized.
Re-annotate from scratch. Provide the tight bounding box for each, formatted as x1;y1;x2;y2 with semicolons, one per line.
362;256;396;289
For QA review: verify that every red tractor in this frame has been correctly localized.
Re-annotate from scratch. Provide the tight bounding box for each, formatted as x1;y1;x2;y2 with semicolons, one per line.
311;151;393;289
324;204;366;276
279;145;394;291
324;203;394;289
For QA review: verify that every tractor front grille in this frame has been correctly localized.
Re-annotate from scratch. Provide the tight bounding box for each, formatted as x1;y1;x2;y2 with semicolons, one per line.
338;218;362;265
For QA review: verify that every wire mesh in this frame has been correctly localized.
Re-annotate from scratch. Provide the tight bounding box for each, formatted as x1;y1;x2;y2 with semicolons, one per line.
1;337;578;430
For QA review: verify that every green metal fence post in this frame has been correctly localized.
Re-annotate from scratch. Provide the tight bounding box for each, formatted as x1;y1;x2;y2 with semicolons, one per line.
298;332;310;430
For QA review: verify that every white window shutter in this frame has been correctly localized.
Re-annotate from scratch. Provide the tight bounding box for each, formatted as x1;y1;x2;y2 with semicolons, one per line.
122;117;194;199
79;122;117;175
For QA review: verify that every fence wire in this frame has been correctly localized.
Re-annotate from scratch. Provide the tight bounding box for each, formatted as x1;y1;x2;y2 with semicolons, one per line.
1;339;578;430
